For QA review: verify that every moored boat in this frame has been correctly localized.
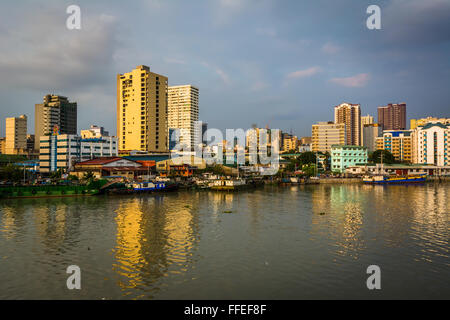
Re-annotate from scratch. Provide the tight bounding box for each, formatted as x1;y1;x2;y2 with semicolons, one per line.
362;174;426;184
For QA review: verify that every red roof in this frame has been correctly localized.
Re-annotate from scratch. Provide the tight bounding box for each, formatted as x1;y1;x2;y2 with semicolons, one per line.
76;157;123;166
102;166;149;172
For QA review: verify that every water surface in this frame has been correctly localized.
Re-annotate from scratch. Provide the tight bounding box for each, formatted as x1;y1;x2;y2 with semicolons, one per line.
0;184;448;299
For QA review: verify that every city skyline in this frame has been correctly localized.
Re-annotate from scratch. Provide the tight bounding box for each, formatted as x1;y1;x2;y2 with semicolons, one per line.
0;0;449;138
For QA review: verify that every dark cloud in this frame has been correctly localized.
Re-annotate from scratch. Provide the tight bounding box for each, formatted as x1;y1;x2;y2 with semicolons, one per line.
383;0;450;46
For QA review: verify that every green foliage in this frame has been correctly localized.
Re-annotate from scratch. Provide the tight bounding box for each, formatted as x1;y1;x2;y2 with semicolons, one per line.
0;164;23;182
298;152;316;165
68;175;79;181
302;164;316;177
369;149;395;164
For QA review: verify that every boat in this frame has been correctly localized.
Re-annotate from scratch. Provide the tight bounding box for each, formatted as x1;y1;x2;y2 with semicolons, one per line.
362;174;426;184
210;178;247;191
129;181;166;192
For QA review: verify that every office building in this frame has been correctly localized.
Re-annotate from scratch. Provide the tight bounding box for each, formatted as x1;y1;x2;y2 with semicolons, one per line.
334;103;361;146
376;130;413;163
312;121;346;153
117;65;168;153
5;115;27;155
377;103;406;131
168;85;199;151
331;145;368;173
362;123;381;152
35;95;77;151
39;133;119;173
80;137;118;162
39;134;81;173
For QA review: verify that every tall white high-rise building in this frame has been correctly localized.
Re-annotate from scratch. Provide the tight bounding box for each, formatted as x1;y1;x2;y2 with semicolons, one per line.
168;85;199;151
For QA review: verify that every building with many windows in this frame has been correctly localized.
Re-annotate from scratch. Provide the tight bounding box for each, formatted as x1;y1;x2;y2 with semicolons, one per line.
281;132;298;153
410;117;450;130
35;95;77;151
312;121;346;153
376;130;413;163
117;65;168;153
168;85;199;151
412;122;449;166
39;133;119;173
362;123;381;153
330;145;368;173
39;134;81;173
80;137;118;162
334;103;361;146
5;115;28;155
377;103;406;131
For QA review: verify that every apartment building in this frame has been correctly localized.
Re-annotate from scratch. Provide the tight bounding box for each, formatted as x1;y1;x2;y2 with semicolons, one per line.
377;103;406;131
410;117;450;130
312;121;346;153
334;103;361;146
362;123;381;152
117;65;168;153
376;130;413;163
5;115;27;155
412;122;449;166
331;145;368;173
168;85;199;151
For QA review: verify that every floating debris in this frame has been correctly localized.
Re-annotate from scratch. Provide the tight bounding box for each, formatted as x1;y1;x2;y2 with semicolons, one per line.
223;210;233;213
319;212;326;215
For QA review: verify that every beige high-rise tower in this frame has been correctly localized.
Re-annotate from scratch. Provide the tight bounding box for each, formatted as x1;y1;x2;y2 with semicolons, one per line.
168;85;199;151
5;115;27;154
334;102;361;146
117;65;168;153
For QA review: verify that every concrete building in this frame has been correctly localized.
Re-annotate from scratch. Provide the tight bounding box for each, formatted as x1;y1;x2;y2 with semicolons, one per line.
35;95;77;151
377;103;406;131
39;134;81;173
312;121;346;153
299;136;312;145
362;123;381;152
5;115;27;155
117;65;168;153
72;157;148;179
39;133;119;173
331;145;368;173
281;132;298;153
345;164;450;177
202;122;208;145
412;122;449;166
361;115;374;126
410;117;450;130
81;125;110;139
376;130;413;163
361;114;374;144
168;85;199;151
0;138;5;154
80;137;118;162
334;103;361;146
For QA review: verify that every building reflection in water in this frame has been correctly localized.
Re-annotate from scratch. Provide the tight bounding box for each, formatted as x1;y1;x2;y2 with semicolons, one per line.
310;185;366;259
113;194;199;298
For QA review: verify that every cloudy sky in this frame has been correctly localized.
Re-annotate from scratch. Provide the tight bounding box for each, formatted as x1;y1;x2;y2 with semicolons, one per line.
0;0;449;137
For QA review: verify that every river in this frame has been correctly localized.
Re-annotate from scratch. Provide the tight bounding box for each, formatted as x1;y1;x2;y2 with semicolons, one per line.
0;183;448;299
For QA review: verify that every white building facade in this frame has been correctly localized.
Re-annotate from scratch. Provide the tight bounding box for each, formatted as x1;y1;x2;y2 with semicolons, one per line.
412;122;449;166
